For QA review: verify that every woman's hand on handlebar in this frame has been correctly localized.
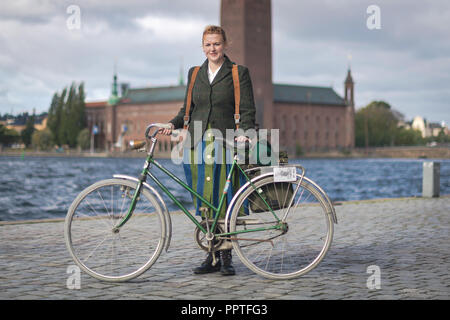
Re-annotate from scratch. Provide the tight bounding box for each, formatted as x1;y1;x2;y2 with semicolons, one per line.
235;135;250;143
159;123;174;135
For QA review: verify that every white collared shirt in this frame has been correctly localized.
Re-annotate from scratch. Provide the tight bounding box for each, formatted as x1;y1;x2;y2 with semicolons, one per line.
208;63;223;84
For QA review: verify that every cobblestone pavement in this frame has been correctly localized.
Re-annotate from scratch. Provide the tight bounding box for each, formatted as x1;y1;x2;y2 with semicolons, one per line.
0;196;449;300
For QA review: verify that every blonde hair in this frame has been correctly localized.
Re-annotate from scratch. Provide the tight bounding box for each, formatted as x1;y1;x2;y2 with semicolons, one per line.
202;25;227;45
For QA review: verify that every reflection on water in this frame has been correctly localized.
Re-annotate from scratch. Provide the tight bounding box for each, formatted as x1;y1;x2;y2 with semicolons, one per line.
0;155;448;221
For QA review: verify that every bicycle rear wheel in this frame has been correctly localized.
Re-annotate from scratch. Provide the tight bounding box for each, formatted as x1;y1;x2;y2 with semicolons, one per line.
64;178;166;282
229;175;333;279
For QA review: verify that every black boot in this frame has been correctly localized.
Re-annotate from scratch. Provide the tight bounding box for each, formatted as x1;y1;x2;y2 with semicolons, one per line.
220;249;235;276
193;251;221;274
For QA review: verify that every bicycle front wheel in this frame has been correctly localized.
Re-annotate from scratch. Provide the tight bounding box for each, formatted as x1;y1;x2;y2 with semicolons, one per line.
229;175;334;279
64;178;166;282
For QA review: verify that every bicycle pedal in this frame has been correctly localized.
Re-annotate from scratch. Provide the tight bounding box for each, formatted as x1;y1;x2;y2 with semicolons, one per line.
212;252;219;266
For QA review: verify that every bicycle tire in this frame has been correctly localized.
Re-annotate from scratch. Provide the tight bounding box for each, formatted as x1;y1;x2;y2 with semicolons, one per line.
229;174;334;279
64;178;166;282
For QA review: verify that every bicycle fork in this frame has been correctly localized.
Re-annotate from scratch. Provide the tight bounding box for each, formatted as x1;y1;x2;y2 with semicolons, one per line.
113;147;154;231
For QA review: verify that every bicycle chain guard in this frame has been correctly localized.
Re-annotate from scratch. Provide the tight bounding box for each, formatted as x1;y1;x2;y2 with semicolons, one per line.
194;220;225;252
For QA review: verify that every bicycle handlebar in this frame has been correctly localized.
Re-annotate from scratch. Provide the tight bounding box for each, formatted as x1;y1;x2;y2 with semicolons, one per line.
142;123;251;152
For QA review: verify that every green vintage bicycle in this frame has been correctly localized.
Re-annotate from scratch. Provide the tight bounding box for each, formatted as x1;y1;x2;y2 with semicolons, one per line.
64;123;338;282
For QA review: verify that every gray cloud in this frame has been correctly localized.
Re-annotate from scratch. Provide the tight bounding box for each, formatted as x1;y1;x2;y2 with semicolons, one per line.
0;0;448;126
272;0;450;125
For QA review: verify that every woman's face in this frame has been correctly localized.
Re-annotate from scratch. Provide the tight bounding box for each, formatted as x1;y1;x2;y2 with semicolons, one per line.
202;33;226;64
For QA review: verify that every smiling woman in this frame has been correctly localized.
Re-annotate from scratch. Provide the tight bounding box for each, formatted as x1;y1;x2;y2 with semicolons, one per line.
158;25;257;276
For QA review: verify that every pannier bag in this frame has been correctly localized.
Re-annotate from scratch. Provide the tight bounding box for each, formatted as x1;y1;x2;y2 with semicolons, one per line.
244;143;295;213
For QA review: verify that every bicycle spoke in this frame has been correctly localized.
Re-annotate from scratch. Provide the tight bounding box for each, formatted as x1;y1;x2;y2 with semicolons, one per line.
229;175;333;279
97;189;114;223
82;232;112;264
111;185;114;220
65;179;165;282
83;197;114;229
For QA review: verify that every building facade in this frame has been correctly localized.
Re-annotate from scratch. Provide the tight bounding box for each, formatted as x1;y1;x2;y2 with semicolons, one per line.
85;0;355;155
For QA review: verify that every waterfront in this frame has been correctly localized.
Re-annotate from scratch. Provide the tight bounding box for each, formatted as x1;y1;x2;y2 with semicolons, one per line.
0;155;449;221
1;196;449;299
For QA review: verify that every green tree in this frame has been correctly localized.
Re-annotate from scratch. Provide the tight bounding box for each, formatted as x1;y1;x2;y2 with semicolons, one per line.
47;92;60;145
64;83;78;147
435;128;450;143
355;101;398;147
56;88;67;146
0;124;20;145
50;82;86;148
31;128;54;151
68;82;86;147
21;114;35;147
394;127;423;146
77;128;90;150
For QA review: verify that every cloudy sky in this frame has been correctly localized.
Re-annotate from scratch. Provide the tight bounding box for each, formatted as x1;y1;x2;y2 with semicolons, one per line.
1;0;449;126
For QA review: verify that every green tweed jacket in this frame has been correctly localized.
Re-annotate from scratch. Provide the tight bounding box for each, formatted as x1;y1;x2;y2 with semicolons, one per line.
169;55;256;148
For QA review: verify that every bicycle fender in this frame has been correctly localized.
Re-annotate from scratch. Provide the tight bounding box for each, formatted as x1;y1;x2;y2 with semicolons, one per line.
224;172;337;233
113;174;172;253
302;177;338;224
224;172;273;233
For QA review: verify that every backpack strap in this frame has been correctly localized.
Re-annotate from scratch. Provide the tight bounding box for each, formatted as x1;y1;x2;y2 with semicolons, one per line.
232;64;240;129
184;64;241;130
184;66;200;129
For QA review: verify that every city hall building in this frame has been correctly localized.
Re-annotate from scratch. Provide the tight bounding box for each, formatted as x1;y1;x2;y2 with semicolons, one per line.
86;0;355;155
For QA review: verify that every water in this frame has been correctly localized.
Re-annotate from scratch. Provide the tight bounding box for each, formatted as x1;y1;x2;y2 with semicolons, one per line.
0;155;449;221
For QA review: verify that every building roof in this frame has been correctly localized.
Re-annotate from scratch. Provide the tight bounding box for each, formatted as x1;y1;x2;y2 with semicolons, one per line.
86;101;108;108
116;83;346;106
273;84;346;106
122;85;186;104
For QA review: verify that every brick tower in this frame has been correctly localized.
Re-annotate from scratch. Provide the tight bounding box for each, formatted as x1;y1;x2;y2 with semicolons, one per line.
220;0;273;129
344;68;355;148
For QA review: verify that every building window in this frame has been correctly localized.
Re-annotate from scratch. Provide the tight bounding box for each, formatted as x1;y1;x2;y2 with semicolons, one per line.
293;115;299;129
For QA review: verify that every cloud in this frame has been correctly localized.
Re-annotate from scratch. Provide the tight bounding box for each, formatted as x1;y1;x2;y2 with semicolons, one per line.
0;0;448;126
272;0;450;124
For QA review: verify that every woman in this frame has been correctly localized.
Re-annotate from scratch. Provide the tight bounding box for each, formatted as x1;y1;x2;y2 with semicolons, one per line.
161;25;256;276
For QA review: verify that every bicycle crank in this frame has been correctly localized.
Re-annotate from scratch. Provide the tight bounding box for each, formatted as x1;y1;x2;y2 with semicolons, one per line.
194;220;225;252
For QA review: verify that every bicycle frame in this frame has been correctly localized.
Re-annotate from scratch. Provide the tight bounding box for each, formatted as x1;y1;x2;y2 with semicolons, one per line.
113;127;284;240
65;123;339;282
147;157;282;238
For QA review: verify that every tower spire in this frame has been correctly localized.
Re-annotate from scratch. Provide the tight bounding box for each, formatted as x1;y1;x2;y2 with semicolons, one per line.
108;60;120;105
344;67;354;107
178;56;185;86
112;59;118;96
347;53;352;70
